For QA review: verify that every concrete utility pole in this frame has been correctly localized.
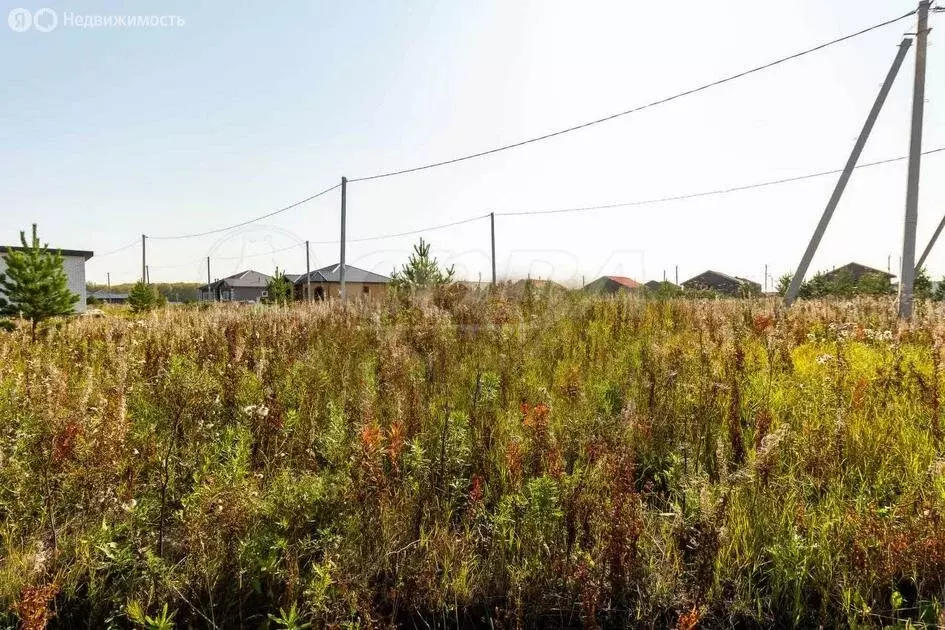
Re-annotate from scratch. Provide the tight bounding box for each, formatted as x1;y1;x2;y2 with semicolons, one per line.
339;176;347;300
784;38;912;306
106;272;111;291
764;264;768;292
206;257;211;301
145;265;150;285
675;265;679;285
898;0;930;320
490;212;496;285
141;234;147;284
917;211;945;271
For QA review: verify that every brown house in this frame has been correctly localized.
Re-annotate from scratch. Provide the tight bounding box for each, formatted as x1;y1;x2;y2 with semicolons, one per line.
294;263;391;300
583;275;642;295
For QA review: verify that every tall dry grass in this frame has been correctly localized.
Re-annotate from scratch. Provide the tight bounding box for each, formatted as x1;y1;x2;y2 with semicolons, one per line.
1;288;944;628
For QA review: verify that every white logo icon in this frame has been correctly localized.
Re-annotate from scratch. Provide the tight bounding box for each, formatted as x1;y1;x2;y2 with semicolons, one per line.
8;8;32;32
33;8;57;32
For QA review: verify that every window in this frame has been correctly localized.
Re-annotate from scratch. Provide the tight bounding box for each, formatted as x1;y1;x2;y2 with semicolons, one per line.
362;286;370;295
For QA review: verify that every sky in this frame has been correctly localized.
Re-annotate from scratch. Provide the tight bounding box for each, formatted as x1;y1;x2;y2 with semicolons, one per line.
1;0;943;288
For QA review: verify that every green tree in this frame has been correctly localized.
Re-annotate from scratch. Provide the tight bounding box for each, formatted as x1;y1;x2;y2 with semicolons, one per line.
914;266;933;300
776;273;793;297
857;272;893;296
826;270;856;298
0;224;79;340
264;268;293;305
799;272;828;299
934;277;945;302
391;238;455;291
128;281;160;313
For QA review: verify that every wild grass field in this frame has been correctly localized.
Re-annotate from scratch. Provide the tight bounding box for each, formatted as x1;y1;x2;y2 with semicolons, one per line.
1;288;944;628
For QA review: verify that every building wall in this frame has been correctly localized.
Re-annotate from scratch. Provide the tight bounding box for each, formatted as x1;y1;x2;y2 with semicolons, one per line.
0;253;87;313
295;282;390;301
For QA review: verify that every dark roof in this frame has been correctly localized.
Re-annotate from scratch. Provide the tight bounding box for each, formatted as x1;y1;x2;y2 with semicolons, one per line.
90;290;129;300
822;262;894;281
682;270;761;293
294;263;390;285
0;245;94;260
285;274;304;284
198;270;272;291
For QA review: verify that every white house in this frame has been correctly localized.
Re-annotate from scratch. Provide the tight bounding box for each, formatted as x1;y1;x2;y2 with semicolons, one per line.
0;245;94;313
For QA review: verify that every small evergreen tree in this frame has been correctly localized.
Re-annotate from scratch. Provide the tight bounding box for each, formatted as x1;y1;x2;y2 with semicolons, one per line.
0;224;79;340
934;277;945;302
128;281;159;313
776;273;793;297
914;266;933;300
391;238;455;291
264;268;293;305
857;272;893;296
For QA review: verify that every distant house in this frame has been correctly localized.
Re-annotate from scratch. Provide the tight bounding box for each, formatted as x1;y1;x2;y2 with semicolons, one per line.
682;270;761;297
0;245;93;313
821;262;894;285
294;264;391;300
584;275;642;294
510;278;567;295
89;290;129;304
198;270;272;303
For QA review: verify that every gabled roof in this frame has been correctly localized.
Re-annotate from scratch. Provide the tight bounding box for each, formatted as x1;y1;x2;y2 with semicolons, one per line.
285;273;304;284
294;263;390;285
199;270;272;291
0;245;94;260
604;275;641;289
823;262;895;280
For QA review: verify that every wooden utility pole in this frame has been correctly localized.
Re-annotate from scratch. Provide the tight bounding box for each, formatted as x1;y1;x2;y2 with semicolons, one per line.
305;240;312;301
784;39;912;306
340;176;347;300
490;212;496;285
898;0;930;319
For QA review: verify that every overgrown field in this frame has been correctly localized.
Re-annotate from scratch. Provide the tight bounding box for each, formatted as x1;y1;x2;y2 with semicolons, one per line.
2;290;945;628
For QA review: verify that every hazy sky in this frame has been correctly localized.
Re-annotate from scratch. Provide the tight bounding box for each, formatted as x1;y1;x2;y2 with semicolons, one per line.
1;0;943;287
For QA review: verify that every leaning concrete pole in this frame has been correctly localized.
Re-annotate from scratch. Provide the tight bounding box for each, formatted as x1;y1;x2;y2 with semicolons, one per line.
898;1;930;319
916;210;945;272
784;38;912;306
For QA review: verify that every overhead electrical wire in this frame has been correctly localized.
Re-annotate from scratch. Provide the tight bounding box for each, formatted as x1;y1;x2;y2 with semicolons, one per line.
347;9;918;183
496;146;945;217
148;182;341;240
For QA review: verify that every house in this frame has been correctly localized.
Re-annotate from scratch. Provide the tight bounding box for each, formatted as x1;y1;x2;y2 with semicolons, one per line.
510;278;567;295
89;290;129;304
583;275;642;294
0;245;94;313
643;280;681;295
821;262;894;285
198;270;272;303
682;270;761;297
294;263;391;300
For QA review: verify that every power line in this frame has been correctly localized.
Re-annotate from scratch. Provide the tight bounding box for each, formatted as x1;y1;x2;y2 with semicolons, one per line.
212;242;305;260
95;238;139;257
497;146;945;217
348;9;917;183
148;182;341;240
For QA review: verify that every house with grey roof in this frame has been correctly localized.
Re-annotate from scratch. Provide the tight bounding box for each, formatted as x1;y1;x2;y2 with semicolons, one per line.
294;263;391;300
198;270;272;303
0;245;94;313
89;290;129;304
682;270;761;297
